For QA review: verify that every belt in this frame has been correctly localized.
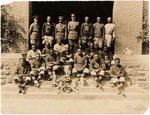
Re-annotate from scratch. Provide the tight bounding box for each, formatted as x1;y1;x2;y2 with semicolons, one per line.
105;33;112;35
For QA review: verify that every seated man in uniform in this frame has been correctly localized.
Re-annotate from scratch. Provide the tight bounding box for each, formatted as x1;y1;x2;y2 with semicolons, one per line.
93;41;100;54
42;43;56;81
110;58;127;96
26;44;41;64
13;58;31;94
52;39;68;87
85;42;94;59
101;45;113;60
29;53;46;87
72;48;89;87
103;55;111;70
89;54;105;89
74;39;88;53
54;38;68;54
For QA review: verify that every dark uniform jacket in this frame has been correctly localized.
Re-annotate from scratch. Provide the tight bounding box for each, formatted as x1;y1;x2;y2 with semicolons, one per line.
42;22;55;36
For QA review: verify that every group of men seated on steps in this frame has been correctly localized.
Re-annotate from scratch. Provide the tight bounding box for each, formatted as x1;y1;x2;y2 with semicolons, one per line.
13;43;130;97
13;14;131;97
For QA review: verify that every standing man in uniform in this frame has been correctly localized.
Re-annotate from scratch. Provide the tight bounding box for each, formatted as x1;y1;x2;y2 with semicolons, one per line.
104;17;115;51
29;15;40;47
80;16;93;46
42;16;55;48
68;13;79;44
93;17;105;50
55;16;67;43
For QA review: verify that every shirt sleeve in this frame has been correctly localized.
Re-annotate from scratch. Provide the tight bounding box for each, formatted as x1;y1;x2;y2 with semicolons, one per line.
80;23;84;37
110;66;116;78
29;23;34;36
41;23;45;37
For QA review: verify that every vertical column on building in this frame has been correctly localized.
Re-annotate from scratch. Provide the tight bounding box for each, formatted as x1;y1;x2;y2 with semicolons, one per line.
113;1;143;54
8;1;31;53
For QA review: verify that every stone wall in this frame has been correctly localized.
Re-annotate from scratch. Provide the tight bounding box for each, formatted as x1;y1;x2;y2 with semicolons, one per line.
1;54;23;84
1;54;149;89
119;55;149;89
113;1;143;54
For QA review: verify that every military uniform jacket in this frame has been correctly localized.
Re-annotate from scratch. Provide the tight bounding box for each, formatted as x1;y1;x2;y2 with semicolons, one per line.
93;22;104;38
90;59;103;70
42;22;55;36
55;23;67;39
74;54;87;68
80;22;93;37
15;63;31;75
68;21;79;39
110;65;126;78
32;58;46;69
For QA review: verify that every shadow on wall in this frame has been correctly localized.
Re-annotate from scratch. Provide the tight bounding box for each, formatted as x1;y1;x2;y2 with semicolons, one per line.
1;5;27;53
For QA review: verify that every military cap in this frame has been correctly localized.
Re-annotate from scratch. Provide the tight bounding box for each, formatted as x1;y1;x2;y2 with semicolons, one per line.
33;15;38;19
58;16;64;20
19;58;25;62
71;13;76;17
97;17;101;20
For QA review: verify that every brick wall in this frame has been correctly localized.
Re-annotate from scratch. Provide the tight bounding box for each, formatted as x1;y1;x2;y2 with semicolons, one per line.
113;1;143;54
1;54;23;84
119;55;149;89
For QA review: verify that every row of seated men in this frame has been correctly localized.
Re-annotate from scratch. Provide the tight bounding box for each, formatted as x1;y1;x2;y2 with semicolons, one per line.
29;14;115;52
13;39;129;97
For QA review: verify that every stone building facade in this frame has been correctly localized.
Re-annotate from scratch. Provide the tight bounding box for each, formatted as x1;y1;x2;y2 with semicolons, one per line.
1;1;148;54
1;1;149;88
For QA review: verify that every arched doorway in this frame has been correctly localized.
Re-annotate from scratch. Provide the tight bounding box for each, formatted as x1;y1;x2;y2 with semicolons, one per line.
30;1;114;50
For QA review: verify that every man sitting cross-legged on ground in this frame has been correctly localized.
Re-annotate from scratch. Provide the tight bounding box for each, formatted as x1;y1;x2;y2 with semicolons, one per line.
110;58;127;97
13;58;31;94
72;48;89;87
89;54;105;89
29;53;46;87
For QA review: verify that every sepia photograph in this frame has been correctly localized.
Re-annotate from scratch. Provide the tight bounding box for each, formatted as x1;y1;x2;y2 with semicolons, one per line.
1;0;149;114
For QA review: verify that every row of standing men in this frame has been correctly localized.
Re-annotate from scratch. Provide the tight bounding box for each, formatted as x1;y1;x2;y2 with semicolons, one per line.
29;13;115;50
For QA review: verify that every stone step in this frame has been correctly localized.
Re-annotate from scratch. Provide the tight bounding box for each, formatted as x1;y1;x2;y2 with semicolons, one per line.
118;55;149;64
1;91;148;100
1;84;146;94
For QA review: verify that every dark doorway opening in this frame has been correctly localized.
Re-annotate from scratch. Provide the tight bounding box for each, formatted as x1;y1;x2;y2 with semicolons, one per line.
30;1;114;51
